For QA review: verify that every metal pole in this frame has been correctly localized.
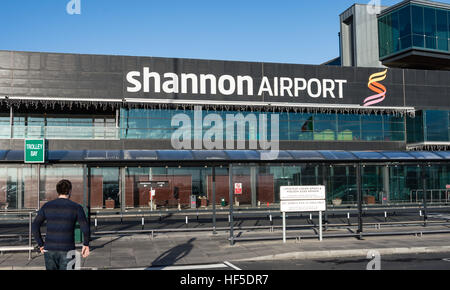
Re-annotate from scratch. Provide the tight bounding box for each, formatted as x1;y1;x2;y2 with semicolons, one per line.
229;164;234;246
212;166;217;235
322;165;328;231
37;164;41;210
319;211;323;241
28;212;32;261
150;186;153;212
87;167;92;240
422;164;428;227
9;105;13;138
282;211;286;243
356;164;363;239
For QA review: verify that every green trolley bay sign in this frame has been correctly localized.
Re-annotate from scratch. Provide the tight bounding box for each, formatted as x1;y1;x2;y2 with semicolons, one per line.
24;139;45;163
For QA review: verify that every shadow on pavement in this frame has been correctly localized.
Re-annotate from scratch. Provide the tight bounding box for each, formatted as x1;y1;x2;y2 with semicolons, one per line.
149;237;195;267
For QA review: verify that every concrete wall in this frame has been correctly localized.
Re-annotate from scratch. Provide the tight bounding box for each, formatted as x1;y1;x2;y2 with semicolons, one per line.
340;4;386;68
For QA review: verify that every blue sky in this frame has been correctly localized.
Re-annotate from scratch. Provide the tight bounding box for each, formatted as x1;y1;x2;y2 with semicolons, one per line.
1;0;449;64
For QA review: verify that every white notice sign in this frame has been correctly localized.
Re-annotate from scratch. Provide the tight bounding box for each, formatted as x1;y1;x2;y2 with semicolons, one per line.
280;185;325;200
281;200;326;212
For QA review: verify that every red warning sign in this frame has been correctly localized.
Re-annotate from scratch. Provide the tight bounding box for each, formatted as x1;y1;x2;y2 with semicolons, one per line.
234;183;242;195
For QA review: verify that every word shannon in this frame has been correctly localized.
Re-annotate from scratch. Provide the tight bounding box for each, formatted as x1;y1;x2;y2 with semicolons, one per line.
171;106;279;160
126;68;347;99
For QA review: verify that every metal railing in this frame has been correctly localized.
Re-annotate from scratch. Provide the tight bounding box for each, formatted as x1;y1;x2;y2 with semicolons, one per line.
0;212;34;260
410;189;449;203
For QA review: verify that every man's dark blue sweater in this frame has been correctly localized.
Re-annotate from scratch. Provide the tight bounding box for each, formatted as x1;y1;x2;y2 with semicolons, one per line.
32;198;90;252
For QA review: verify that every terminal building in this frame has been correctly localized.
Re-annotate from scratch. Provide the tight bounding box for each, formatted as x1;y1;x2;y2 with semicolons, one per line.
0;0;449;212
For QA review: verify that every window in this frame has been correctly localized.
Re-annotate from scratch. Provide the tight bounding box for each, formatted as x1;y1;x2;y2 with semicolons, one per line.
120;108;406;143
424;7;437;49
437;9;449;51
412;5;425;48
381;4;450;55
9;113;116;139
399;6;412;50
0;114;9;138
425;110;450;142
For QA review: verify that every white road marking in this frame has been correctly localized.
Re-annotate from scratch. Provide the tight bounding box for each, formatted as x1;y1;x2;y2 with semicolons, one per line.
118;263;230;270
443;258;450;263
223;261;241;270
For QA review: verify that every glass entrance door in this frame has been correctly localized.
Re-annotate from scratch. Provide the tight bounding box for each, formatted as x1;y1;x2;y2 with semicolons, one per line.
89;167;120;210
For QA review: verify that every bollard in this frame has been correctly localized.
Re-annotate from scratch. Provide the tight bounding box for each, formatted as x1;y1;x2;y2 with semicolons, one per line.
120;213;123;224
141;217;145;230
309;213;312;220
269;214;273;232
347;212;351;225
95;218;98;230
420;210;423;216
384;211;387;222
186;216;188;228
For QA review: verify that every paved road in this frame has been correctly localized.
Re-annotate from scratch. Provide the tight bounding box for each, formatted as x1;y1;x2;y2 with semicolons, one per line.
233;253;450;270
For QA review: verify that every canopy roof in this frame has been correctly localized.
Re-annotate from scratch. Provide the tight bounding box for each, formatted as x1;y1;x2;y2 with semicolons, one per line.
1;150;449;163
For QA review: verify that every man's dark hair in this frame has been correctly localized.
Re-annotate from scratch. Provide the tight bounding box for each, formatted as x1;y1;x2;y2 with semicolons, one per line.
56;179;72;195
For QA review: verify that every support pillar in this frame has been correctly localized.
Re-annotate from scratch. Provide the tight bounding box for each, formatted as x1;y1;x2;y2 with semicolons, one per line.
229;164;234;246
212;166;217;235
250;166;257;208
356;164;363;239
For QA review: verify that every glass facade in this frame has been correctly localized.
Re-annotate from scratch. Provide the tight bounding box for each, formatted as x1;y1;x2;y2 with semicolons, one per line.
120;108;406;142
0;112;118;140
39;165;84;206
0;108;406;142
407;110;450;143
0;163;448;211
0;165;39;210
379;3;450;58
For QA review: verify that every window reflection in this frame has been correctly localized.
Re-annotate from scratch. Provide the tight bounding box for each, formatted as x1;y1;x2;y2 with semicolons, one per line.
120;108;406;142
379;4;450;58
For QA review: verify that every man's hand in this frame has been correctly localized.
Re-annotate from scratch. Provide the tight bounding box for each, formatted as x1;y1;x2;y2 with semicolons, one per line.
81;246;90;258
39;247;45;254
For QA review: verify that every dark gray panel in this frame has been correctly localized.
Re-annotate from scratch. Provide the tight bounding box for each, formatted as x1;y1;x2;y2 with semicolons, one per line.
0;50;448;110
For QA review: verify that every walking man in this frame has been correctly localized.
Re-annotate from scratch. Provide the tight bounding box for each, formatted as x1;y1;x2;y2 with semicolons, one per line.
32;179;90;270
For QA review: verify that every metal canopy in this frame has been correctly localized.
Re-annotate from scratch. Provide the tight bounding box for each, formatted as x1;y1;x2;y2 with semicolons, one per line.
0;150;449;162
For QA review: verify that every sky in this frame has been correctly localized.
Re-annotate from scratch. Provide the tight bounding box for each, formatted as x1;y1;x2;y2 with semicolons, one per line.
1;0;449;65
